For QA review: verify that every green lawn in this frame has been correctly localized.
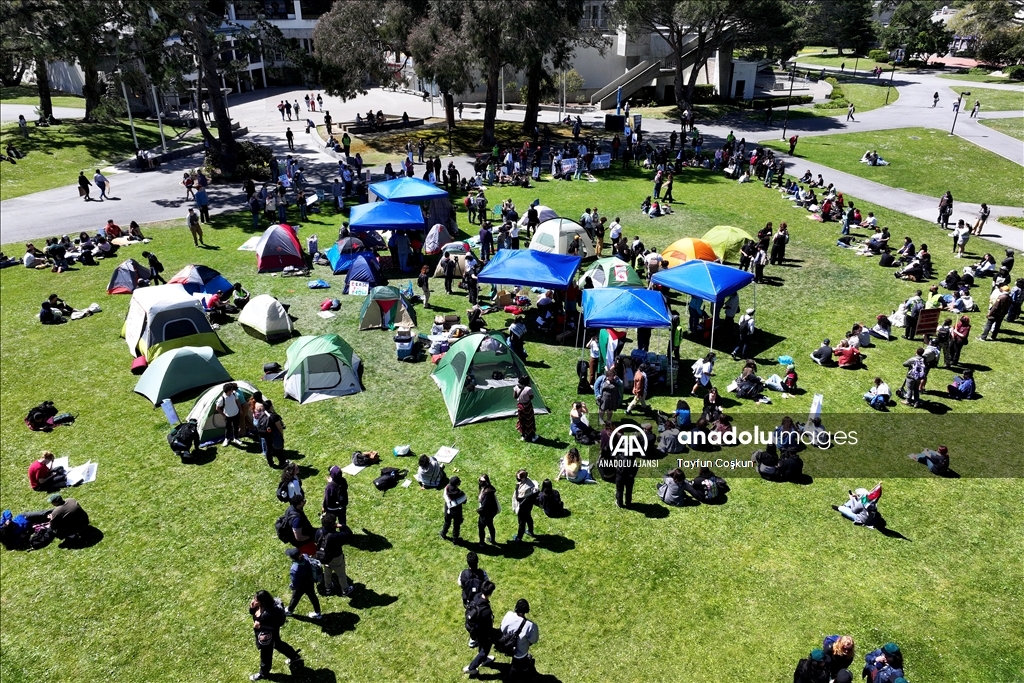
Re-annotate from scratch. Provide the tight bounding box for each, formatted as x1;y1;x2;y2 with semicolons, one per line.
937;72;1015;84
998;215;1024;229
0;119;192;200
791;48;892;73
960;85;1024;112
980;116;1024;141
762;127;1024;207
0;84;86;109
2;167;1023;683
778;81;900;120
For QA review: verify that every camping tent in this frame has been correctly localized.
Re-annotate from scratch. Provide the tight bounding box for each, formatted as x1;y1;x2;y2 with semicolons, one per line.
107;259;152;295
284;334;362;404
133;346;232;405
701;225;754;262
661;238;719;269
424;223;453;255
168;264;233;297
370;176;449;203
578;256;644;288
477;249;581;290
359;286;417;330
238;294;294;342
186;380;258;442
344;253;385;294
582;289;671;329
433;253;474;278
256;224;305;272
516;204;558;226
651;261;755;350
325;237;373;274
122;284;227;360
431;333;549;426
349;201;425;233
529;218;595;256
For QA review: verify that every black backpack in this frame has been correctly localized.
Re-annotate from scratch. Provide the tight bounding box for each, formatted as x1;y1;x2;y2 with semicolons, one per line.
276;481;291;503
494;617;528;657
460;568;486;606
373;467;406;491
168;421;198;454
274;510;295;544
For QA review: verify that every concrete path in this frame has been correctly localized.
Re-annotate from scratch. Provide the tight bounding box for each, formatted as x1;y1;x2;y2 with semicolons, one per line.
0;103;85;122
1;72;1020;250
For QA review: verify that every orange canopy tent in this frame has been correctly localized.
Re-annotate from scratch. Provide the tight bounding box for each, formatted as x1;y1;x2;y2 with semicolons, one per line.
661;238;719;268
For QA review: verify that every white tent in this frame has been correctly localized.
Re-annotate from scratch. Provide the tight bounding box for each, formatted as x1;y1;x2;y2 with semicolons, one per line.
517;204;558;227
187;380;259;442
529;218;594;256
121;284;226;360
424;223;453;255
238;295;294;342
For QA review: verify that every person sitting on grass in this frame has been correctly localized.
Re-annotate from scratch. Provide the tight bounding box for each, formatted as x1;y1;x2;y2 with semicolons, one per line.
691;466;729;502
793;648;831;683
657;468;700;507
908;445;950;475
810;338;833;366
832;339;862;368
557;447;593;484
862;642;904;683
832;485;881;528
569;402;598;445
537;478;565;517
28;451;66;491
946;368;975;400
415;454;443;489
863;377;891;410
233;282;251;308
733;365;763;400
206;289;230;322
47;494;89;540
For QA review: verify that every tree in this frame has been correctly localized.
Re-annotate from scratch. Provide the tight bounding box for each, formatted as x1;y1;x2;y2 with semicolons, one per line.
614;0;770;112
798;0;876;56
1;0;65;119
733;0;802;63
948;0;1024;65
880;1;953;63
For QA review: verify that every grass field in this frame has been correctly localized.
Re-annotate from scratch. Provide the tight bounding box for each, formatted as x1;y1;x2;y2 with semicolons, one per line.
998;215;1024;229
804;80;900;117
0;119;193;200
762;127;1024;207
792;48;892;73
980;116;1024;141
961;85;1024;112
0;84;86;109
1;165;1023;683
937;72;1016;84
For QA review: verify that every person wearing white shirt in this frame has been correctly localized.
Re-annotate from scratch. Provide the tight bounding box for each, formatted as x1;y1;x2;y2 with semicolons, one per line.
645;250;663;277
860;212;877;229
609;219;622;243
863;377;891;409
509;222;520;249
500;599;540;678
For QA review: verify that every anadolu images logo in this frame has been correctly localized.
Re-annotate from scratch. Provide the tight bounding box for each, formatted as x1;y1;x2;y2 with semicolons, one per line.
610;423;648;458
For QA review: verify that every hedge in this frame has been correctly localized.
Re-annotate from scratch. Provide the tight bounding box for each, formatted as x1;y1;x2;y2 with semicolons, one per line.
868;50;890;63
736;95;814;110
1004;65;1024;81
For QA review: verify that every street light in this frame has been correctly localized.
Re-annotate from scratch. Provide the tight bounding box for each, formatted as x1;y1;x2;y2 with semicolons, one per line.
884;66;896;104
780;65;797;141
950;90;971;135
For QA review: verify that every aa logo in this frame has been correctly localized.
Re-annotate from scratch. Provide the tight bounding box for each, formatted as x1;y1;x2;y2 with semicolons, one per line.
610;424;648;458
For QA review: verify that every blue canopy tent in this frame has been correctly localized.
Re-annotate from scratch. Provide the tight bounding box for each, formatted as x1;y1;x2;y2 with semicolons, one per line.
581;287;674;392
477;249;582;290
369;177;449;203
651;260;755;352
348;200;425;233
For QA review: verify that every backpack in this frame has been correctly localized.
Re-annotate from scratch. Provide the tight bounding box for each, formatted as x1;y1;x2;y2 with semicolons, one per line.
464;598;489;637
276;481;291;503
494;617;529;657
352;451;380;467
275;510;296;544
168;421;198;455
702;478;719;501
373;466;406;491
29;525;55;550
460;568;486;606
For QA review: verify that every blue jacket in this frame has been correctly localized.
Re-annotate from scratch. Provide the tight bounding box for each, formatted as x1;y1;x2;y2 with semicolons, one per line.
289;558;314;590
863;649;904;683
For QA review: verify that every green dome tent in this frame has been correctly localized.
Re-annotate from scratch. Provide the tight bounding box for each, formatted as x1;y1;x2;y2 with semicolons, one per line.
134;346;232;405
578;256;644;288
284;334;362;404
186;380;259;442
358;286;417;331
431;333;548;426
701;225;755;262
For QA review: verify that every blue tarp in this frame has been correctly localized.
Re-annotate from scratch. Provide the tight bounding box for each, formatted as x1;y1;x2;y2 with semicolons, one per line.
477;249;582;290
582;289;671;329
344;253;385;294
651;260;755;305
349;201;425;232
369;177;449;203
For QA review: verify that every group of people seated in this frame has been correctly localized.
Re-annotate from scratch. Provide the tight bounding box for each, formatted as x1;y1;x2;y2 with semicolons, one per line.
639;195;673;218
22;223;147;273
656;466;729;506
859;149;889;166
0;494;90;550
2;142;25;164
794;636;906;683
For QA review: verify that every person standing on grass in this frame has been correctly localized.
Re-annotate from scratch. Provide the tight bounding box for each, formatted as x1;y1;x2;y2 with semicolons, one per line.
78;171;92;201
440;475;467;543
514;376;538;442
249;194;262;232
501;598;540;682
846;102;856;122
476;474;499;546
463;580;496;677
195;186;211;224
417;265;431;309
625;363;648;415
283;548;322;620
979;287;1011;341
186;208;205;247
732;309;756;360
216;382;243;446
752;243;768;283
141;251;166;284
510;470;538;542
316;513;353;597
249;589;302;681
788;134;799;155
285;127;294;152
442;253;456;294
18;114;28;137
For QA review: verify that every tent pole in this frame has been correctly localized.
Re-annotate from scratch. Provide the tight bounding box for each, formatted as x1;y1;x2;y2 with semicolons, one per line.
710;312;716;353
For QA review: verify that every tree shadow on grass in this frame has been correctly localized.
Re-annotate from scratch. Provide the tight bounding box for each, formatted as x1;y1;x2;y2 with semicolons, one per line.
58;525;103;550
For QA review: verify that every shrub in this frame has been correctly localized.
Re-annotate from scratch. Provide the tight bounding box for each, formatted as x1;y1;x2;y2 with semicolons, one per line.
814;98;849;110
868;50;890;63
969;66;994;75
736;95;814;109
204;140;273;181
954;68;970;74
692;84;717;103
1004;65;1024;81
824;77;846;101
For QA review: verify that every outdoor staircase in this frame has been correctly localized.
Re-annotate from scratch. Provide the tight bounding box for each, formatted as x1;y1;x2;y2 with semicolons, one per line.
591;36;702;110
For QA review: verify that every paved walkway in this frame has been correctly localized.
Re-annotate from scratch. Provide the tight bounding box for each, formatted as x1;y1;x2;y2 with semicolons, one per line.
0;103;85;122
1;71;1021;250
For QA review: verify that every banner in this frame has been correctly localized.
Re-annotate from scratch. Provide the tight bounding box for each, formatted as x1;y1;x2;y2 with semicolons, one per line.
560;158;577;175
590;154;611;170
349;281;369;296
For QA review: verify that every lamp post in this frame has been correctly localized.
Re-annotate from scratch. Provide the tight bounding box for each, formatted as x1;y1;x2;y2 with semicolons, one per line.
119;76;139;150
950;90;970;135
780;65;797;141
884;66;896;104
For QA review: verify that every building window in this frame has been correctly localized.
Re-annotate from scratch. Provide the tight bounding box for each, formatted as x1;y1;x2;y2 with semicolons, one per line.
299;0;332;19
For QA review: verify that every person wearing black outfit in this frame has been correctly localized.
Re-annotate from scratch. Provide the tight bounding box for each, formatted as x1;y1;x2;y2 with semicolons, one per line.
463;581;497;676
284;547;322;618
249;589;301;681
476;474;499;545
322;465;348;527
316;513;353;596
793;648;831;683
459;551;489;609
614;445;638;509
441;253;456;294
140;251;166;284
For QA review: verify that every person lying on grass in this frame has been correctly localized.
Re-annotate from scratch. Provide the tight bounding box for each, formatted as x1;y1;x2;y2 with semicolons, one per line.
907;445;950;475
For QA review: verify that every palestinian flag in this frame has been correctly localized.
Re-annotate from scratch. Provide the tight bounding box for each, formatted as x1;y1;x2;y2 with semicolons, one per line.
861;483;882;505
597;328;626;375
